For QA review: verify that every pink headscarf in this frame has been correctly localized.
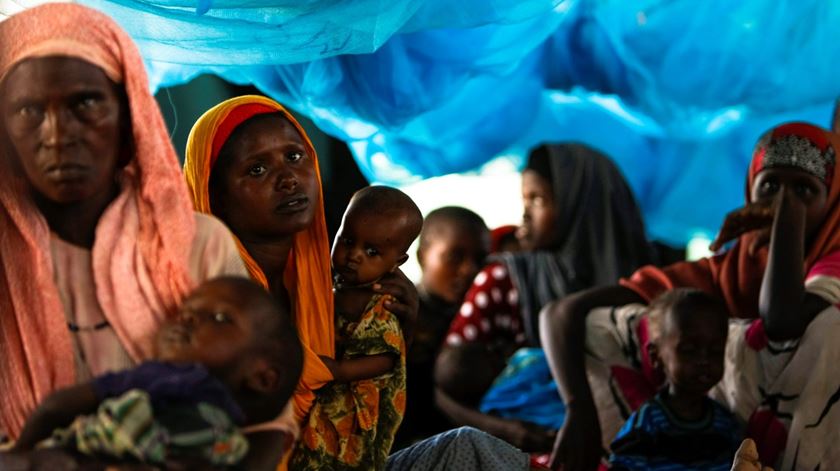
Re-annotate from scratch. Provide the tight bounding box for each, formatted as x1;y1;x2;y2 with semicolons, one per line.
0;4;196;437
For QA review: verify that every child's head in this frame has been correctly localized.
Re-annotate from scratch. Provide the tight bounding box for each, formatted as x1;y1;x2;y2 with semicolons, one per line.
646;289;729;398
749;123;833;240
156;276;303;423
434;344;505;406
417;206;489;304
332;186;423;287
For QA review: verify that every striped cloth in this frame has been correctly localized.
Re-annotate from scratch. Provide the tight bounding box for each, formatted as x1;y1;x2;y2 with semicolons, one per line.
607;392;740;471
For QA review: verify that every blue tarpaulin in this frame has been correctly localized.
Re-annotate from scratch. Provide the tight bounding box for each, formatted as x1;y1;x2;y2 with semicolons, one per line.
7;0;838;244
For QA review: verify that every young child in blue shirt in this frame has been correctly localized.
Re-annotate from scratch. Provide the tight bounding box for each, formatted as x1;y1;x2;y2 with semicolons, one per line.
608;288;741;471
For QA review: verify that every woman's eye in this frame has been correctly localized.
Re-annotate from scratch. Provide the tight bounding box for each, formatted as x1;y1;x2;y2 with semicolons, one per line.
287;151;304;162
761;181;778;194
17;105;42;119
77;97;99;110
248;164;267;176
212;312;230;323
795;184;814;196
366;247;379;257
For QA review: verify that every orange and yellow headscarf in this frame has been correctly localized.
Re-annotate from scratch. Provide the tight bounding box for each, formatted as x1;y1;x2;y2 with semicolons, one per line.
184;95;335;425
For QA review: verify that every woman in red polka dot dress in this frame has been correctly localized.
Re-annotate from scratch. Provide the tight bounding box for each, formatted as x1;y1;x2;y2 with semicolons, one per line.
435;144;655;453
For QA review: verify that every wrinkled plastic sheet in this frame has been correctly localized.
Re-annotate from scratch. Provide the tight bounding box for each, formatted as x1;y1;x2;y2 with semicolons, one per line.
3;0;838;244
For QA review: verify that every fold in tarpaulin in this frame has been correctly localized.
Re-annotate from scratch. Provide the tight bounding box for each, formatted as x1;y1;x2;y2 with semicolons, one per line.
3;0;839;244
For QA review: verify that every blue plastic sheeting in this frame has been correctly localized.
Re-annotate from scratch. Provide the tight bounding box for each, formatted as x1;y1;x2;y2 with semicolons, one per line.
63;0;840;244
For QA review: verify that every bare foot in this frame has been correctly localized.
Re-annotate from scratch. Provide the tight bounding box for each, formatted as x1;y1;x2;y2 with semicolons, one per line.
731;439;773;471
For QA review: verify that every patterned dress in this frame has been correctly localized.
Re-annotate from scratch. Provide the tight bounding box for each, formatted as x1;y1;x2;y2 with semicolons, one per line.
445;262;525;355
292;295;406;470
44;362;248;466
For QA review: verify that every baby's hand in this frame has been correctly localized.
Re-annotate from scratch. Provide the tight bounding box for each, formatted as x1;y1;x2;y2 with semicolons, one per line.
731;439;773;471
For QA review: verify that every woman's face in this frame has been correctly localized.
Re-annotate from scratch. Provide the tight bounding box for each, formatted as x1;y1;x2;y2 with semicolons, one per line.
1;56;125;205
518;169;560;251
211;114;319;241
751;167;828;238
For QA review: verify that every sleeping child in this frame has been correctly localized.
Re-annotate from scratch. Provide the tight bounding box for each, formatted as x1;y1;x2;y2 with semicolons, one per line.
10;276;302;469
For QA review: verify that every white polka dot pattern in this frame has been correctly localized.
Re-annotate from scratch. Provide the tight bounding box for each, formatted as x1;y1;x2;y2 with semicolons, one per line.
446;333;463;346
507;289;518;306
464;324;478;340
475;292;489;308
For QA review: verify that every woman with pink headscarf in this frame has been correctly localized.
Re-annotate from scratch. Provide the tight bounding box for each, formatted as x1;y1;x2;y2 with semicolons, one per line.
0;2;248;450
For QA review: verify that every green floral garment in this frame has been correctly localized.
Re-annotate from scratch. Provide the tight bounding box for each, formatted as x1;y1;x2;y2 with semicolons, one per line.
291;294;406;470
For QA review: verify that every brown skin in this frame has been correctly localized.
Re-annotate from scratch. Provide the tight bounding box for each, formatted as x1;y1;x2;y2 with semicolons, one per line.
14;279;283;456
324;206;417;383
155;278;281;398
211;115;319;294
757;176;829;341
711;167;829;340
541;167;831;470
0;56;245;471
1;56;127;248
417;223;489;304
331;206;411;289
434;388;556;452
647;307;728;421
210;115;419;331
517;169;560;252
711;168;828;254
540;286;643;471
434;169;561;452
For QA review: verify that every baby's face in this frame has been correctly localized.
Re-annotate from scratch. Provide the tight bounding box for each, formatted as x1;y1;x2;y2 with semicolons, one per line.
656;309;728;397
156;280;258;380
332;208;407;287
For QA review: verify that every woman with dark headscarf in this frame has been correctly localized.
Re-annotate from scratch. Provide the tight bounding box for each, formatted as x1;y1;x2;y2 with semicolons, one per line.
435;144;654;454
445;144;653;355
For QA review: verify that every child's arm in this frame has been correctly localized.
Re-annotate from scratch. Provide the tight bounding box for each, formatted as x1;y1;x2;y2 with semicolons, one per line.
760;188;829;341
13;383;99;451
319;354;397;383
434;387;556;452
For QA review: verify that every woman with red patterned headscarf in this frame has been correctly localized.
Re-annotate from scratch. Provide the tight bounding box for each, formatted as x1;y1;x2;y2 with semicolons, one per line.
543;122;840;471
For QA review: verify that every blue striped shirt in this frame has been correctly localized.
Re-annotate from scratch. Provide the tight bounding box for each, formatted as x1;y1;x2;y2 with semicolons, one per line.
608;392;741;471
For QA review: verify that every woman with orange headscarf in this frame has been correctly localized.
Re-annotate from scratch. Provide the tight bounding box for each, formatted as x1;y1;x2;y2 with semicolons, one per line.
541;123;840;471
0;2;247;446
183;95;419;465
